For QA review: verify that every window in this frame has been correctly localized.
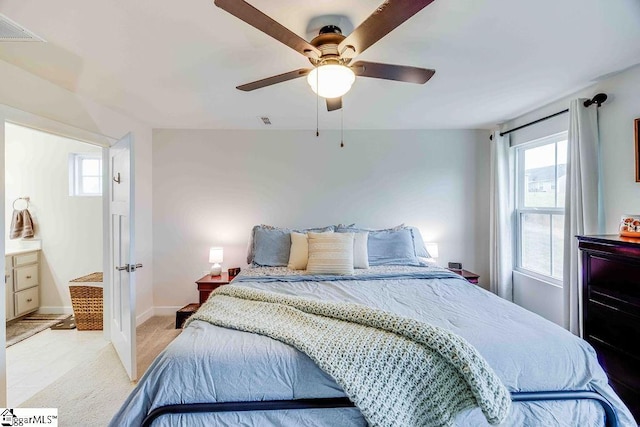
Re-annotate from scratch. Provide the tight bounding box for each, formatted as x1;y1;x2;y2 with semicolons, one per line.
515;132;568;283
69;153;102;196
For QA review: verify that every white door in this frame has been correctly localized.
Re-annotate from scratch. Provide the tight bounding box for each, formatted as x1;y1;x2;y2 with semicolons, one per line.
109;133;138;381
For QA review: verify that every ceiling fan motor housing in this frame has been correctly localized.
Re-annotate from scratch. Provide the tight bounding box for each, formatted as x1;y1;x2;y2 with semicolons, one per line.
309;26;349;66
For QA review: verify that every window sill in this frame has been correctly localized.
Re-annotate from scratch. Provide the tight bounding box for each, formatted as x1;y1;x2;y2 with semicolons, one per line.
514;268;563;289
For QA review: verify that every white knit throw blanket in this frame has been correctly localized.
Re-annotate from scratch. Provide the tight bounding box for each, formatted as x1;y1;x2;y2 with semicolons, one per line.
187;286;511;427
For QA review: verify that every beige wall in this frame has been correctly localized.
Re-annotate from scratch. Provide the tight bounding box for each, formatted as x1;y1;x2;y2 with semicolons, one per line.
5;123;102;311
152;129;491;310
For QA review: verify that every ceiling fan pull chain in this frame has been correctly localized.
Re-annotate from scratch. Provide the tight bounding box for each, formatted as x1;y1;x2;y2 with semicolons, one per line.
316;70;320;137
340;106;345;148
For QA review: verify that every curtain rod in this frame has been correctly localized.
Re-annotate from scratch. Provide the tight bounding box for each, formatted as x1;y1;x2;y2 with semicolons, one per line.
498;93;608;137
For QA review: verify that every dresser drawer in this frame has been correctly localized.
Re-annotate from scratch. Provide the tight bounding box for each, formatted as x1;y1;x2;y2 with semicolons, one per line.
15;286;39;316
13;252;39;267
585;301;640;356
589;338;640;395
14;264;38;291
587;255;640;309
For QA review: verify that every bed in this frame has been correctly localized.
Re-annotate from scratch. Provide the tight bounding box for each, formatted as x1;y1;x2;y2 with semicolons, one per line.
110;225;636;426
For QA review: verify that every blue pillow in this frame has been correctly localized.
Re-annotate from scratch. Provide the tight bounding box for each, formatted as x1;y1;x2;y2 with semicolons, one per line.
367;229;420;266
248;225;335;266
336;225;429;261
252;227;292;267
407;226;431;258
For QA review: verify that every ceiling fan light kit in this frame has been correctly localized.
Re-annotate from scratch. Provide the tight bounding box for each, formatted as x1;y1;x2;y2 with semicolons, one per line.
214;0;437;112
307;64;356;98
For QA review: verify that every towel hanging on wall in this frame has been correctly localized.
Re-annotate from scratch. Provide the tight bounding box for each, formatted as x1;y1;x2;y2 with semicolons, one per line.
10;197;35;239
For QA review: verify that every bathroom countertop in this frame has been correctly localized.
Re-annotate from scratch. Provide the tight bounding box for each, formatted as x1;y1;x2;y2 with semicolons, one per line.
4;240;42;256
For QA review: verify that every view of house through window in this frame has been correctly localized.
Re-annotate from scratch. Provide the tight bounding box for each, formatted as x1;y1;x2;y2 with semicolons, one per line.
69;153;102;196
516;132;568;282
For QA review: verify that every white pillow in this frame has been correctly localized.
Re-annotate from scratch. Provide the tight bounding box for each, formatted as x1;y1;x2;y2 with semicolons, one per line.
353;231;369;269
306;232;354;275
288;232;309;270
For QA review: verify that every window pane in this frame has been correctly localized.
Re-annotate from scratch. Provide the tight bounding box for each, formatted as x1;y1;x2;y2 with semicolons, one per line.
521;213;551;275
82;158;101;176
552;214;564;279
556;140;567;208
523;143;556;208
82;177;101;194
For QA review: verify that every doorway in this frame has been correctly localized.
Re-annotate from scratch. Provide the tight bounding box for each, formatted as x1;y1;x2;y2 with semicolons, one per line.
3;122;108;406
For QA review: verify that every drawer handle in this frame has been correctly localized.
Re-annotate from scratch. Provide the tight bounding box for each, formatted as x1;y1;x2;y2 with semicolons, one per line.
26;275;32;279
26;298;33;302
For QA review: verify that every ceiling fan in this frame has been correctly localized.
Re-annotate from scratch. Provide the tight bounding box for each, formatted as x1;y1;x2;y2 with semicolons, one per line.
214;0;437;111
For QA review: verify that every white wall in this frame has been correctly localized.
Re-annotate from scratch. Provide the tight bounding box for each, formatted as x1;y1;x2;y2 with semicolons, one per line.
5;123;102;311
502;64;640;324
0;59;154;322
153;129;491;310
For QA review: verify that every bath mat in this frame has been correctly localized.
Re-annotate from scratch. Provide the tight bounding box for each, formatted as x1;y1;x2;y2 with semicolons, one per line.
6;314;71;347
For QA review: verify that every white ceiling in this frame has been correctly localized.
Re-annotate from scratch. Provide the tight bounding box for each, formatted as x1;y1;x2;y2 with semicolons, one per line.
1;0;639;130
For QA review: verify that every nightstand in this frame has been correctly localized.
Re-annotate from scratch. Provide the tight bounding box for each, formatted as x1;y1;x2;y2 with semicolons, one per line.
196;272;230;304
447;268;480;284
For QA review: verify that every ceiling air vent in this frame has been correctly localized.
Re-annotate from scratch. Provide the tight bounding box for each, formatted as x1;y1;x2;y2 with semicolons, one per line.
0;14;45;42
259;116;272;125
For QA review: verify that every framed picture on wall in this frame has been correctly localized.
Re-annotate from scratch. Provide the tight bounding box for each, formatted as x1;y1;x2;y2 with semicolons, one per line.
636;119;640;182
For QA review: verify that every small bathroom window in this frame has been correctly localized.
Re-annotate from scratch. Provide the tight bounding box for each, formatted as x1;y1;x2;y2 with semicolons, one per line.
69;153;102;196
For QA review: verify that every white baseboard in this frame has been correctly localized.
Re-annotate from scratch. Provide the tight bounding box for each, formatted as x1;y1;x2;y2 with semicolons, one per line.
38;306;74;315
136;307;155;326
36;306;180;326
153;306;182;317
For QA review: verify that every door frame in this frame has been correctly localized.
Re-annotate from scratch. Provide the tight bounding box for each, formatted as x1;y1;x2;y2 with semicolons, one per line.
0;103;119;406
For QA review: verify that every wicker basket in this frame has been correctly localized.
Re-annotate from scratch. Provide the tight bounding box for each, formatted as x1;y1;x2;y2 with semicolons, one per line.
69;272;103;331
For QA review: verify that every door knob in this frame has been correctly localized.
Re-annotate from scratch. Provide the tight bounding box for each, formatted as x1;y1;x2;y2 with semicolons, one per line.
116;264;143;272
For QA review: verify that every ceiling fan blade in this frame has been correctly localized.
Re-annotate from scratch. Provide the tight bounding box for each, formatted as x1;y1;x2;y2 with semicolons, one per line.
326;97;342;111
351;61;435;84
214;0;321;59
338;0;436;58
237;68;312;91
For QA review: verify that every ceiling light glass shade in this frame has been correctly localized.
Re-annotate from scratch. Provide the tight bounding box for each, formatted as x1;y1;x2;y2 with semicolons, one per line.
307;64;356;98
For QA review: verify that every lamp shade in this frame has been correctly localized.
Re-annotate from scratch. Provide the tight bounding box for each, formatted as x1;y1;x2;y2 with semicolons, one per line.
425;243;439;259
307;64;356;99
209;247;224;264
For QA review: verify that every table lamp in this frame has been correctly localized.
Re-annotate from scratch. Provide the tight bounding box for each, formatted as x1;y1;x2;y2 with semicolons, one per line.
209;247;223;276
425;242;439;260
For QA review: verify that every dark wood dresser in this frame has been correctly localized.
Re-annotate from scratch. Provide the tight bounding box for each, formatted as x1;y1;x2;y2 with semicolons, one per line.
578;234;640;419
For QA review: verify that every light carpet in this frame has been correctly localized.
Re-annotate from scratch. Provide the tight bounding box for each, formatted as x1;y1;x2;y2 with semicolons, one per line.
20;316;181;425
6;314;71;347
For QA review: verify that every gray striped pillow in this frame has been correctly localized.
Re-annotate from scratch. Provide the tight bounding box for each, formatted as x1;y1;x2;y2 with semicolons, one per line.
306;232;354;275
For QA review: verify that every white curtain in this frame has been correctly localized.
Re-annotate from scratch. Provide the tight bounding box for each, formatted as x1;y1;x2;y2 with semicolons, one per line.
489;131;514;300
563;99;602;336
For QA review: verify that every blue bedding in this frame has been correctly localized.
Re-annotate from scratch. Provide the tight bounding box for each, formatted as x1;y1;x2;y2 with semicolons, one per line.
110;266;636;426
